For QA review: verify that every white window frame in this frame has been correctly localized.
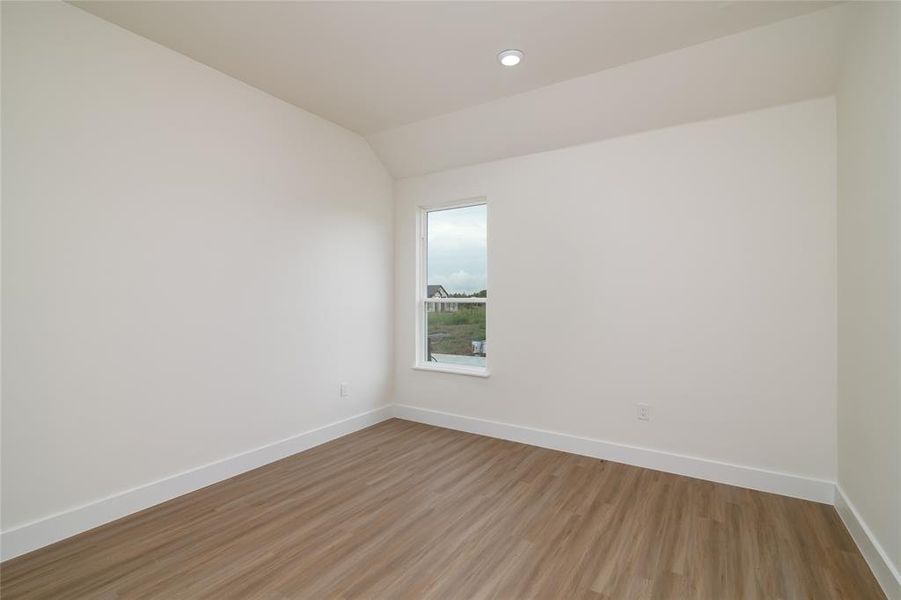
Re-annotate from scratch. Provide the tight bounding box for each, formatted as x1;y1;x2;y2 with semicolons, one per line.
414;197;489;377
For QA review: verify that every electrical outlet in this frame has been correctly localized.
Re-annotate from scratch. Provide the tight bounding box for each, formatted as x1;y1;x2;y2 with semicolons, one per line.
637;403;650;421
340;382;349;398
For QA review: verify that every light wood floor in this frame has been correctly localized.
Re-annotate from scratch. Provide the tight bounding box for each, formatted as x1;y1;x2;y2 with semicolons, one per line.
1;419;884;599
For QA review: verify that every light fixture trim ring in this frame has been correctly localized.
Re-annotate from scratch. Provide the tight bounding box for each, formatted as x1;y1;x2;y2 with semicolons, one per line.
498;49;524;66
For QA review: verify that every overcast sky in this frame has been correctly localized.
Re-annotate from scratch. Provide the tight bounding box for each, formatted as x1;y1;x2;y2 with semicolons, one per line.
427;204;486;294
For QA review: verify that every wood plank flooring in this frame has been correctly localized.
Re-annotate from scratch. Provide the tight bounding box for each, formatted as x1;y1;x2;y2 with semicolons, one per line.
1;419;885;599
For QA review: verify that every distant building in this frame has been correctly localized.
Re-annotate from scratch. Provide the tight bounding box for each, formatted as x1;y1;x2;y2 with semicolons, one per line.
426;285;458;312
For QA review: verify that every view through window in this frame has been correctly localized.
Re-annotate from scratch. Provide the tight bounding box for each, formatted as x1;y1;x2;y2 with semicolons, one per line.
423;203;487;371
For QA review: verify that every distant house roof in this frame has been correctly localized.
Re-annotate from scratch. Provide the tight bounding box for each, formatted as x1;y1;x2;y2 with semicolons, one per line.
427;285;449;298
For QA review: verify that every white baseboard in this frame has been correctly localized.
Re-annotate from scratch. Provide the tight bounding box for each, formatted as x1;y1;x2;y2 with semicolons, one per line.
835;485;901;600
0;406;393;562
393;404;835;504
3;403;873;581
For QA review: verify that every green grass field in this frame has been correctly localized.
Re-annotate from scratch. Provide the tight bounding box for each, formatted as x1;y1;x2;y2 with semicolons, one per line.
427;305;486;356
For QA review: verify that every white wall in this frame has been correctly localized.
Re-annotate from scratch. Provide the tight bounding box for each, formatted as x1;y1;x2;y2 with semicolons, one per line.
395;98;837;483
1;1;393;533
836;1;901;590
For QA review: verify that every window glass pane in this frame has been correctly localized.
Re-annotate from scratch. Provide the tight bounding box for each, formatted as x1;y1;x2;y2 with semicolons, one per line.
427;204;487;298
425;204;487;369
425;302;486;368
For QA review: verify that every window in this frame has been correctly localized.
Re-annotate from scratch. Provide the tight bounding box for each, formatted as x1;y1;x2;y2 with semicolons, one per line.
416;200;488;376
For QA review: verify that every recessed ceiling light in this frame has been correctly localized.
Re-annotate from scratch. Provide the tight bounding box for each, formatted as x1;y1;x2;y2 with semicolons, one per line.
497;49;523;67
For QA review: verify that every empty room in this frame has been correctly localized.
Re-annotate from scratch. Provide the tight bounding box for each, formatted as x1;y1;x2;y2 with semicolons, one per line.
2;1;899;598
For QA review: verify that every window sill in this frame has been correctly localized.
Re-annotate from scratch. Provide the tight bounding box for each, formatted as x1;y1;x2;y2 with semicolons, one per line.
413;363;490;378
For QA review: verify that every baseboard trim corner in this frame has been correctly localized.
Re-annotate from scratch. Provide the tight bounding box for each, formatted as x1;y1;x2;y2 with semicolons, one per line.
392;404;835;505
835;485;901;600
0;406;393;562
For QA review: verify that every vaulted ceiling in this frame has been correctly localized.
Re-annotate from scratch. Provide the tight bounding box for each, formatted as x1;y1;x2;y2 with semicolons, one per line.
72;1;842;177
